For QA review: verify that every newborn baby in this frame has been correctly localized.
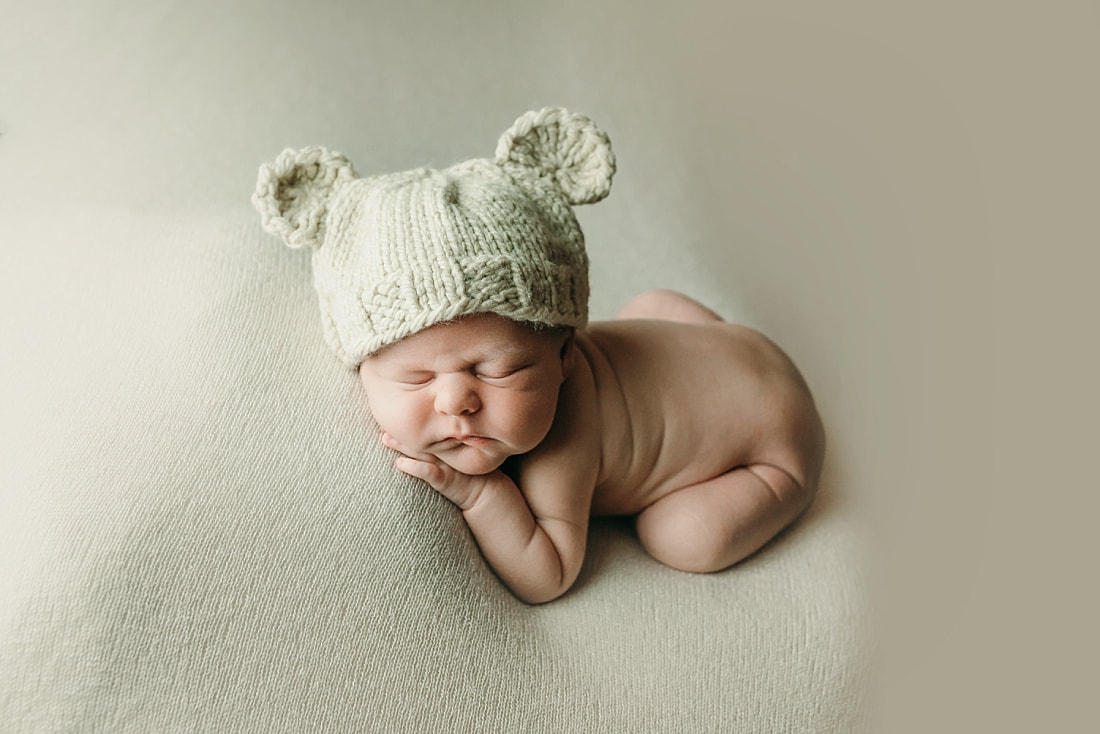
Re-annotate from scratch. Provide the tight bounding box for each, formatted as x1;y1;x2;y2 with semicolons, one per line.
362;296;823;604
254;108;824;604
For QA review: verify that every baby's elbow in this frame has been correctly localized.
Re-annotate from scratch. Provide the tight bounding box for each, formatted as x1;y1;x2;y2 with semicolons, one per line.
511;542;582;606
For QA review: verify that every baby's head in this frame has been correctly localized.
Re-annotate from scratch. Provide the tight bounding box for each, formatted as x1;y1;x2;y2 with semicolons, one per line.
253;108;614;471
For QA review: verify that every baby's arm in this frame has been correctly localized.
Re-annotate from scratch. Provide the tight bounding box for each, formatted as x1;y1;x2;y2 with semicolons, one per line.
385;365;600;604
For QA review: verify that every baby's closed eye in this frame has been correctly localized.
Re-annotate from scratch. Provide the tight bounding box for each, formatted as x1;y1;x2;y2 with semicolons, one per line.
396;372;435;386
475;364;530;382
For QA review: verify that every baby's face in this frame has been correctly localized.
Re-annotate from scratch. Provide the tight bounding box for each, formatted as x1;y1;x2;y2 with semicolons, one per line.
359;313;573;476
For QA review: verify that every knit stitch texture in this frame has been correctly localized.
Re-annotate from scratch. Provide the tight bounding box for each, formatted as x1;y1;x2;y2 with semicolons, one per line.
253;108;615;366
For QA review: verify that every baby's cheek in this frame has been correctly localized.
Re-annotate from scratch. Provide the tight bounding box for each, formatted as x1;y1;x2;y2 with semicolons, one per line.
365;393;405;433
371;394;431;446
508;395;558;446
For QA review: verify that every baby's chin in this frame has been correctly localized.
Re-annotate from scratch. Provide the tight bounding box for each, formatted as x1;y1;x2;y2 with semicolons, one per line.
435;446;510;476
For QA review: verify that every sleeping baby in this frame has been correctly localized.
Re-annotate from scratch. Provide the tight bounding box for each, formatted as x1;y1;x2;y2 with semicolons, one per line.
253;108;825;604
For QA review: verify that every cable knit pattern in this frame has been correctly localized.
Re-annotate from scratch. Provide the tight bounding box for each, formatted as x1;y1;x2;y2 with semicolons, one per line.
252;108;615;367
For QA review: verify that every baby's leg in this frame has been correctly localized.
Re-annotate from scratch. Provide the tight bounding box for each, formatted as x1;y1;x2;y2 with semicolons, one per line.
634;464;813;573
616;289;723;323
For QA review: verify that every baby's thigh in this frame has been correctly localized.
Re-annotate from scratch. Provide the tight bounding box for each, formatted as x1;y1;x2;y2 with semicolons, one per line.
634;464;810;574
615;289;723;323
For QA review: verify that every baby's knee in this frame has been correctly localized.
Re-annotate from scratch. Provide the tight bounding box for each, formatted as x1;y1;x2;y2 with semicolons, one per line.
636;505;730;574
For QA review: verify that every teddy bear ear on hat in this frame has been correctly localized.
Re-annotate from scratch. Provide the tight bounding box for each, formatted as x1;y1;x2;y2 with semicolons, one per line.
495;107;616;206
252;146;357;249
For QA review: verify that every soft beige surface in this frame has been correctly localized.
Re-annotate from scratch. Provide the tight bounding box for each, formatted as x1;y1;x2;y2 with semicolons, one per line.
2;200;868;731
3;0;1096;731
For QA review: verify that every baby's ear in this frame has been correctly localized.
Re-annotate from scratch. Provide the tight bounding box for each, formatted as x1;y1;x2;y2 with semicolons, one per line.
252;146;357;249
495;108;615;206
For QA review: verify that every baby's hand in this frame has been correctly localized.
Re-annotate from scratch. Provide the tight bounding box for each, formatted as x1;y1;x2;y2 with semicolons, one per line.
380;430;505;511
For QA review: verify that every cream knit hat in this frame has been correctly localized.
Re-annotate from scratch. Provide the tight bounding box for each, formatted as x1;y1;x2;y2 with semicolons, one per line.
252;107;615;367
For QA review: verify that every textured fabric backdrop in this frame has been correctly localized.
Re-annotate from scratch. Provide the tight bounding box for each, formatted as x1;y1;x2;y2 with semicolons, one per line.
8;0;1081;731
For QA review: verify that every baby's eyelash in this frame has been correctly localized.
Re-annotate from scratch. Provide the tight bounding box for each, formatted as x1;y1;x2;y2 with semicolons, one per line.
477;364;528;380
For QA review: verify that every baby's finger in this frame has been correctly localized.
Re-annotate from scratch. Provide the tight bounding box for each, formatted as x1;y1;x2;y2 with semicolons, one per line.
380;431;432;462
380;430;401;451
394;455;451;491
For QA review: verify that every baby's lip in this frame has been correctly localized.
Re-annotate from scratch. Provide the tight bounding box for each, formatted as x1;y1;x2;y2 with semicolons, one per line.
440;434;493;446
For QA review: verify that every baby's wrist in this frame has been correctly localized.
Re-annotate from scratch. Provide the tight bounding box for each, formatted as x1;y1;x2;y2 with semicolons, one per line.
460;471;516;517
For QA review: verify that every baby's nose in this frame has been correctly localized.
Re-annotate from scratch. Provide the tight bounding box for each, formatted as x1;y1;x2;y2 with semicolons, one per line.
434;376;481;416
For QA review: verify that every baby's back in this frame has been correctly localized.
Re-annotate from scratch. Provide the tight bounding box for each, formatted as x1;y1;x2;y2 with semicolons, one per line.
576;319;824;516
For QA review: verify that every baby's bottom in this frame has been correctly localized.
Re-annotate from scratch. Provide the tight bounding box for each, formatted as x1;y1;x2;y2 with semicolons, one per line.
634;464;810;573
618;290;811;573
616;289;723;324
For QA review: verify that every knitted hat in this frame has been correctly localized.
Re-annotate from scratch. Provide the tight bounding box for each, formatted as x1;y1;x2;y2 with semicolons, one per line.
252;107;616;368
